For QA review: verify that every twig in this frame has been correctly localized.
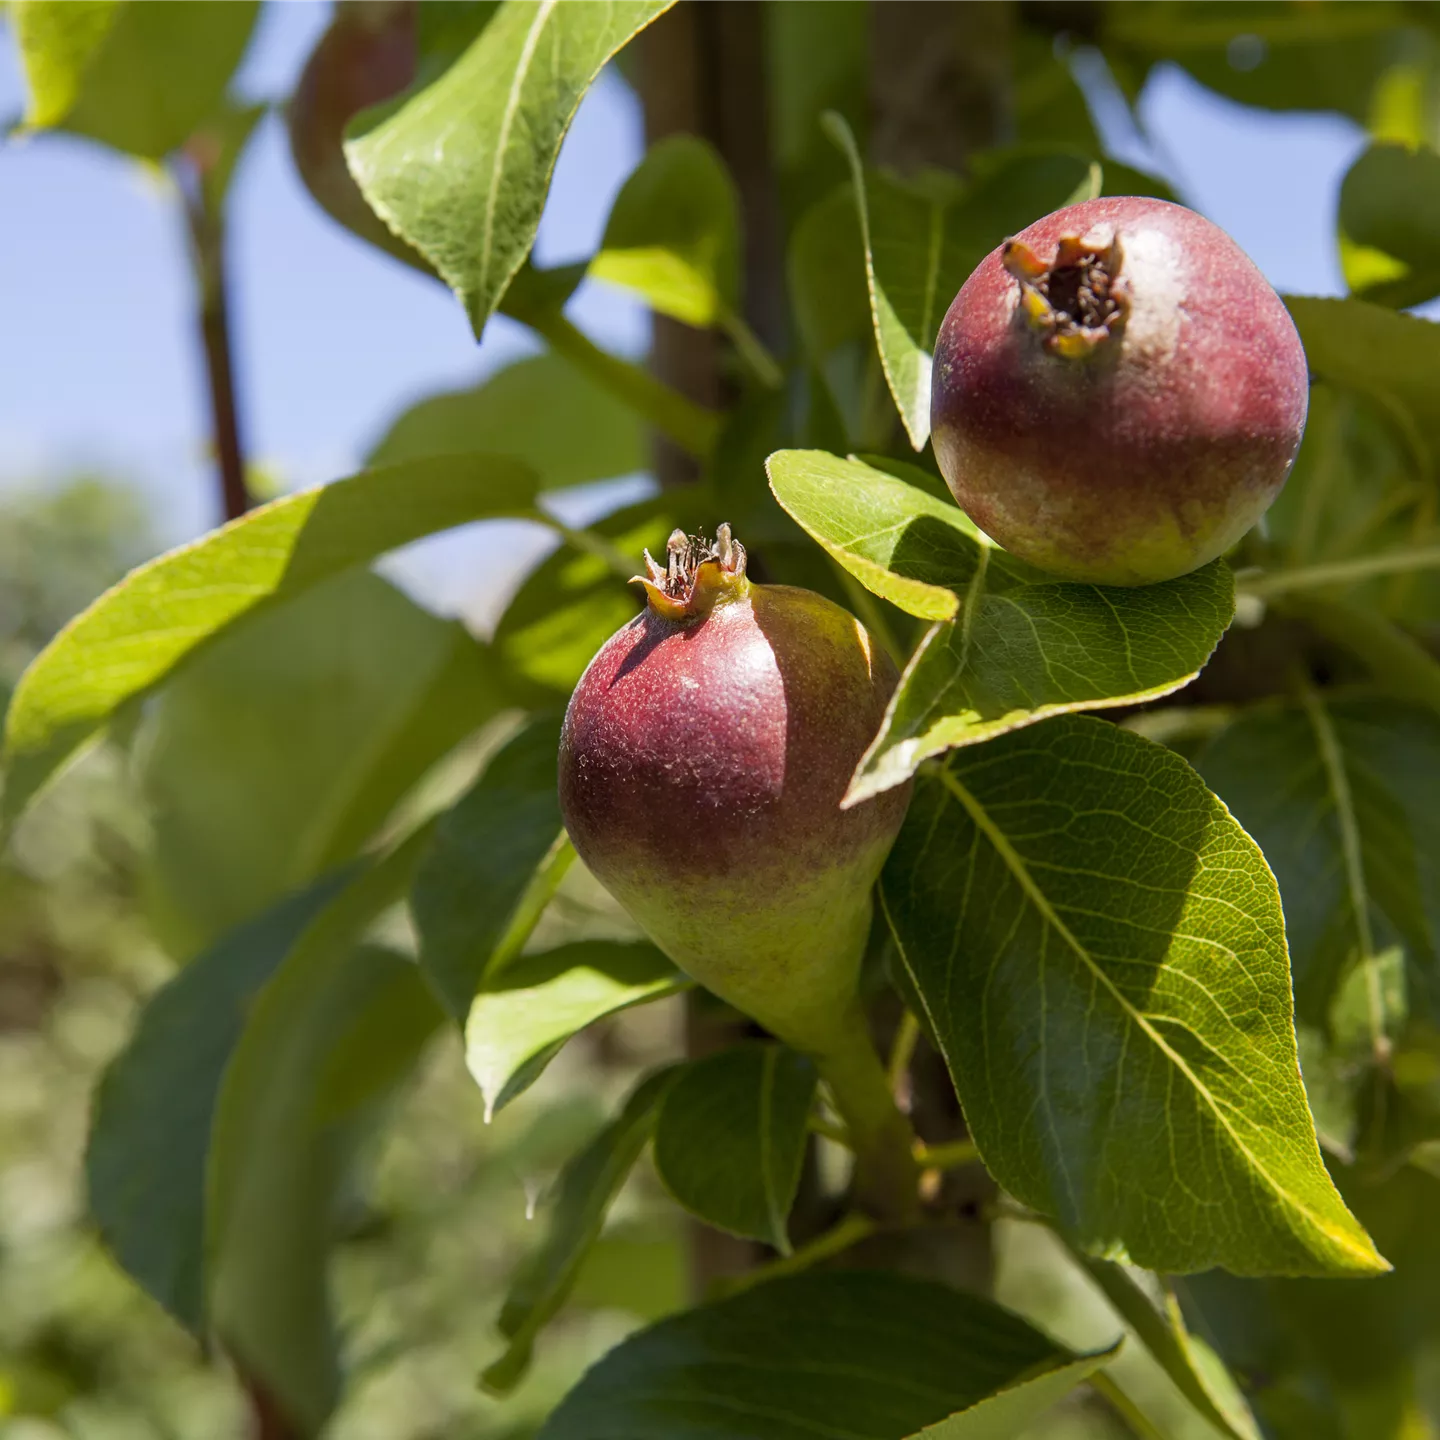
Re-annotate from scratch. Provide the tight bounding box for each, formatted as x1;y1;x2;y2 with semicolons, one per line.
914;1137;980;1171
1090;1371;1168;1440
1238;543;1440;600
716;1212;878;1297
887;1010;921;1101
530;308;721;461
178;164;250;523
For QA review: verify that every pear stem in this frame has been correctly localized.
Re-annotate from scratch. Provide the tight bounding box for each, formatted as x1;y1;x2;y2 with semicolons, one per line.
815;1006;922;1225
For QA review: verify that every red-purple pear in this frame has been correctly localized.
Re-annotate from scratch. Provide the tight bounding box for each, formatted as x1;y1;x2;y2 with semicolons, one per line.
930;196;1308;586
558;527;909;1062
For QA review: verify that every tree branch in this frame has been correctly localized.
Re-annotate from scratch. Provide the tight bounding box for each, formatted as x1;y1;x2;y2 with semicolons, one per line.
180;167;250;523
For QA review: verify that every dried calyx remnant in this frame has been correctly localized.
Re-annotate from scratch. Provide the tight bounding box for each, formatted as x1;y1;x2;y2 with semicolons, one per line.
1002;232;1130;358
634;523;749;620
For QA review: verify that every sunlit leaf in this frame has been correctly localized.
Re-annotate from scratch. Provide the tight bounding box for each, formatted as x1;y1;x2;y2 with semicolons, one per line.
466;941;685;1120
345;0;675;335
653;1044;815;1252
590;135;740;327
137;570;505;955
766;451;1233;801
537;1271;1116;1439
367;352;645;487
882;716;1385;1277
1;453;541;828
14;0;260;158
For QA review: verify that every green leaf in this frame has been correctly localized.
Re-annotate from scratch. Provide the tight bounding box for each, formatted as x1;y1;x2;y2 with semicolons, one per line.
137;569;505;955
483;1066;680;1395
653;1044;816;1253
824;115;1100;449
1339;142;1440;308
1064;1250;1262;1440
410;716;568;1022
15;0;260;158
881;715;1385;1278
85;870;354;1334
590;135;739;327
912;1353;1121;1439
1;452;541;828
208;829;438;1435
366;352;645;486
536;1270;1116;1440
1198;699;1440;1033
1284;297;1440;473
765;451;1235;801
767;447;976;620
344;0;675;336
465;940;686;1121
288;2;497;275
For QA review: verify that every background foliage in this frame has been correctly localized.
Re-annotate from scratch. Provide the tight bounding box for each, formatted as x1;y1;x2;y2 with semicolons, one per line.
4;2;1440;1438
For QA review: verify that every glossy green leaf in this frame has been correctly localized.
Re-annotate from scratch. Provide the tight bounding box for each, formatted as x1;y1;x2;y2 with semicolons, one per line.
1197;699;1440;1033
653;1044;816;1252
367;352;645;486
288;1;497;275
824;114;1100;449
344;0;675;336
536;1270;1116;1440
465;941;686;1121
590;135;740;326
411;716;567;1021
882;716;1385;1278
484;1066;679;1395
1285;297;1440;468
767;447;984;620
15;0;260;158
208;830;438;1436
1340;142;1440;308
85;870;353;1334
766;451;1234;801
1;452;541;828
1066;1250;1261;1440
137;570;505;955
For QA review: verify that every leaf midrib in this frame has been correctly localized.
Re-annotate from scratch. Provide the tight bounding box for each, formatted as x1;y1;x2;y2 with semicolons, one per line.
479;0;558;297
932;765;1374;1265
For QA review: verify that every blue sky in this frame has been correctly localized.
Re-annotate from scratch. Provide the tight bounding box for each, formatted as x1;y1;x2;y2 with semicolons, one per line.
0;4;1392;611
